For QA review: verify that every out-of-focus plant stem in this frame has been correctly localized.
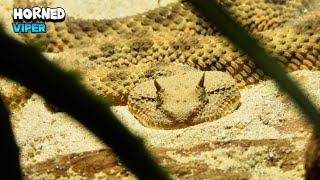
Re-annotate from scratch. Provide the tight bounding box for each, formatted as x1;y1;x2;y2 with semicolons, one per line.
0;29;170;180
0;97;22;179
187;0;320;136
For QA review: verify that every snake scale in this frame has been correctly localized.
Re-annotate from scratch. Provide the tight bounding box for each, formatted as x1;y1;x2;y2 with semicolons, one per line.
13;0;320;129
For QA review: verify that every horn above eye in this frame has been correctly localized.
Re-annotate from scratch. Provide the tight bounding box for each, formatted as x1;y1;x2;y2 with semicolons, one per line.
198;72;205;88
154;79;163;92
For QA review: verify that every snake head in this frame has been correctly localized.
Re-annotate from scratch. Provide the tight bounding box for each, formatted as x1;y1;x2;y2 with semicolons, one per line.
155;73;208;123
128;71;240;129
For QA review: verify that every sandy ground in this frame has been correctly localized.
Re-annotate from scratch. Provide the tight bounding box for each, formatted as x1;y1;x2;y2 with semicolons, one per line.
1;0;320;179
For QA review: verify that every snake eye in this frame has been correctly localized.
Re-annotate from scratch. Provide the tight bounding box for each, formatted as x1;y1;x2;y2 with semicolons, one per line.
191;110;197;116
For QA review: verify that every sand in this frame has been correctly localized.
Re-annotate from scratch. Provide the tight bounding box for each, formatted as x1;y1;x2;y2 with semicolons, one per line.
1;0;320;179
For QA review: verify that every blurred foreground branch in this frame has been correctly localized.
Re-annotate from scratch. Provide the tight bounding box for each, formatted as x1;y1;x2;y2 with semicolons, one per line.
0;97;22;179
187;0;320;136
0;29;169;180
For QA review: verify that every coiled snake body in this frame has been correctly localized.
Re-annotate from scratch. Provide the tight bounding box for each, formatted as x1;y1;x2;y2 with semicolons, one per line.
14;0;320;129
